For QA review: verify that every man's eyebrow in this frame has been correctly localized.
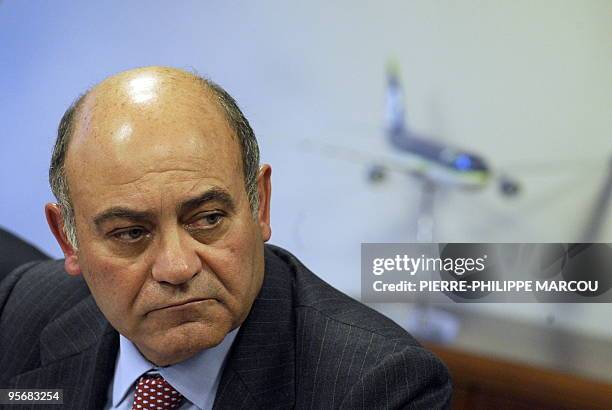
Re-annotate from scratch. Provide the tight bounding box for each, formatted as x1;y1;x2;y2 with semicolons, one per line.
94;208;155;228
178;187;236;215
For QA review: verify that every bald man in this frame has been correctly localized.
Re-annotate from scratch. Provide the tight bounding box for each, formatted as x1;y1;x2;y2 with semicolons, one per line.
0;67;451;409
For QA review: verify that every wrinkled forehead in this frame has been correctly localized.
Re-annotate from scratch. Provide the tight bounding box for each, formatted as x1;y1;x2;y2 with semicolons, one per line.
64;70;243;199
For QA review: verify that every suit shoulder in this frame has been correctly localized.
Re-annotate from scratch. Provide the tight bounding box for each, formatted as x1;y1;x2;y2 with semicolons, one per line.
339;343;452;409
264;246;453;408
266;245;415;342
0;260;97;384
0;259;90;335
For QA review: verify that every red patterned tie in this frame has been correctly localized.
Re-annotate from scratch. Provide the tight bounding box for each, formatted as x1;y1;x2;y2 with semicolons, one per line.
131;373;184;410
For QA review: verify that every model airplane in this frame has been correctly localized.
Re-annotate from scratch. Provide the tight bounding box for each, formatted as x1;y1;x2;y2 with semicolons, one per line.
380;63;488;187
367;62;519;195
303;62;519;195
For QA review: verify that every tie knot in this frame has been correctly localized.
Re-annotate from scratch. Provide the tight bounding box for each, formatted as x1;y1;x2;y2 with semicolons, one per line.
131;373;184;410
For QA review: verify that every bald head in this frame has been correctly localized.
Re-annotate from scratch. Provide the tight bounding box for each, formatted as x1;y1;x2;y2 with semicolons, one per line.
50;66;260;248
72;67;218;139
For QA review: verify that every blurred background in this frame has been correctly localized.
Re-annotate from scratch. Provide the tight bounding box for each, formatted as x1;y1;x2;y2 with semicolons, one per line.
1;1;611;407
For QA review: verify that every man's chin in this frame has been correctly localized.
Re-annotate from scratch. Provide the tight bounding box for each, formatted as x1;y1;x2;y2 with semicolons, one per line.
135;320;231;366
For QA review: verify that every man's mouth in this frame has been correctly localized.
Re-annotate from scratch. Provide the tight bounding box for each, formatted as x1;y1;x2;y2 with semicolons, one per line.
149;298;211;314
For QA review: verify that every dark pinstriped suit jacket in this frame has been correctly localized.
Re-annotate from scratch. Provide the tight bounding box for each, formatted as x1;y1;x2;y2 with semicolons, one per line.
0;245;451;409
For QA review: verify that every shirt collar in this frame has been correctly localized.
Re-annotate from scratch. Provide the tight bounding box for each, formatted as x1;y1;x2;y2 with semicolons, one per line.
112;328;239;409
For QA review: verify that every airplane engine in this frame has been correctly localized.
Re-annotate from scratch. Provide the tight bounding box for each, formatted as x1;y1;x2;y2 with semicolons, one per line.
367;164;387;184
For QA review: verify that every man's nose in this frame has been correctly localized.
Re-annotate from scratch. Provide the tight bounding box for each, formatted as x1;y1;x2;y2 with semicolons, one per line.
151;228;202;285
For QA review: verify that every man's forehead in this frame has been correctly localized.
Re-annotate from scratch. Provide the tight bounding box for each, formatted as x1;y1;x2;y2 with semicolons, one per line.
72;67;228;139
63;67;243;200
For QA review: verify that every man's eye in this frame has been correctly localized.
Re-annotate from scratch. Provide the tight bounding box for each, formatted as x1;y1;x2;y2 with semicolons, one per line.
191;212;224;228
113;227;147;242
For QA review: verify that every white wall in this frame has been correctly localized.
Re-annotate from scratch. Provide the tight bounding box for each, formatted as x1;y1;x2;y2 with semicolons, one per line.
1;1;610;338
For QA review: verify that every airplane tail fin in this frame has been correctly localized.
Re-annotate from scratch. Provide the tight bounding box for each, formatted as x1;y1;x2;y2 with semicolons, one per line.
385;59;406;136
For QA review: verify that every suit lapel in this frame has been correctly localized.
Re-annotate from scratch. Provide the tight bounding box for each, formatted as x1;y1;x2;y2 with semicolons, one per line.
213;247;296;409
10;296;118;410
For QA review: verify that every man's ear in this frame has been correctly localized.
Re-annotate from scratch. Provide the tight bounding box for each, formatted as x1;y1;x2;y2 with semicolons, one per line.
256;164;272;242
45;203;81;276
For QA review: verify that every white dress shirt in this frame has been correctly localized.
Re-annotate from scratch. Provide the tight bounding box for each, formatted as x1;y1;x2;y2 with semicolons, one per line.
104;328;239;410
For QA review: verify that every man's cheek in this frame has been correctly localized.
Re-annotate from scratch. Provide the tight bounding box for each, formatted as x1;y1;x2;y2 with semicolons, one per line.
85;269;123;294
